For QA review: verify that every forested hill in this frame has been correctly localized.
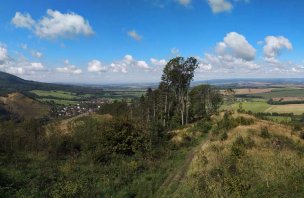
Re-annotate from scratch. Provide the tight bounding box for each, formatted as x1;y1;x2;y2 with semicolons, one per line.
0;71;103;95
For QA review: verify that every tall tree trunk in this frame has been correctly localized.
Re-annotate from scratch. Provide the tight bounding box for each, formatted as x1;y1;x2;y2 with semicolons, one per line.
186;90;189;125
163;94;167;127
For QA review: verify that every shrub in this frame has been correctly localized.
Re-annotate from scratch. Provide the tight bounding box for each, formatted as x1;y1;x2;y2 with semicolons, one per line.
195;120;212;133
260;127;270;138
220;132;228;141
299;132;304;140
235;116;254;126
293;124;302;131
231;136;246;158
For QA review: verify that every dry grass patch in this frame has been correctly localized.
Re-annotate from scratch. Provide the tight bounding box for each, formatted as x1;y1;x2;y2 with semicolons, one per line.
171;113;304;197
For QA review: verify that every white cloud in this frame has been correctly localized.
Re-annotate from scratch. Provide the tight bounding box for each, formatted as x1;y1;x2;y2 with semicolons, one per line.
177;0;191;6
263;36;292;59
0;45;8;64
197;32;258;74
11;12;35;29
29;62;44;70
207;0;232;13
127;30;142;41
56;60;82;74
12;10;94;39
204;53;259;70
150;58;167;67
110;63;128;73
222;32;256;61
110;55;152;73
0;51;45;76
137;61;150;69
88;60;106;73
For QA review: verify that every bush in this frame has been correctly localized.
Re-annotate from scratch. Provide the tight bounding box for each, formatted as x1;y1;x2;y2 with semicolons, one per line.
195;120;212;133
220;132;228;141
293;124;302;131
235;116;254;126
231;136;246;158
299;132;304;140
260;127;270;138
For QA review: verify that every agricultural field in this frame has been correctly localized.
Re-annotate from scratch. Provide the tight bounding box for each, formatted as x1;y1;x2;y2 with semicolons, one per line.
223;99;304;115
264;104;304;115
233;88;273;95
30;90;79;100
223;87;304;115
249;88;304;99
222;100;271;113
30;89;146;105
38;98;78;105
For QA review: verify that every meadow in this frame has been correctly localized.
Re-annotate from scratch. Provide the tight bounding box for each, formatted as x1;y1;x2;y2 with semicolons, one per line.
30;89;146;105
264;104;304;115
248;88;304;99
30;90;79;100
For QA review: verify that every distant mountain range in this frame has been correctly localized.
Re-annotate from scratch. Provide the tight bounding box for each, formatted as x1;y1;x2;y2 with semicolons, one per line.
1;71;304;94
0;71;103;96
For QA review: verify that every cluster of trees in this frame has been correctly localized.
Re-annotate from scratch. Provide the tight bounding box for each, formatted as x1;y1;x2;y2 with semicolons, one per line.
99;57;222;129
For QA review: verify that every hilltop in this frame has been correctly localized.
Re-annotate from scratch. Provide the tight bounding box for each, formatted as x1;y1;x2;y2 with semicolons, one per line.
0;71;103;96
159;113;304;197
0;92;50;119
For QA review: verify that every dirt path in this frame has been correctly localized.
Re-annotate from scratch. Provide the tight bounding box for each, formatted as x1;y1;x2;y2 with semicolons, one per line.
155;138;207;197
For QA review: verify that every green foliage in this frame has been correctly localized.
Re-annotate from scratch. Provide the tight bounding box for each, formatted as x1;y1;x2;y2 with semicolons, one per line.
189;85;223;121
220;132;228;141
300;132;304;140
235;116;254;125
231;136;246;158
72;117;149;163
260;127;270;138
194;119;213;133
98;100;129;117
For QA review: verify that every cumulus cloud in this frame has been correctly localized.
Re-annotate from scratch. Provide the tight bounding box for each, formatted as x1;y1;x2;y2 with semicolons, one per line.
110;55;151;73
88;60;106;73
263;36;292;59
127;30;142;41
12;10;94;39
207;0;232;13
11;12;35;29
0;45;9;64
150;58;167;67
205;53;259;70
221;32;256;61
56;60;82;74
29;62;44;70
6;62;45;76
0;47;45;76
197;32;258;73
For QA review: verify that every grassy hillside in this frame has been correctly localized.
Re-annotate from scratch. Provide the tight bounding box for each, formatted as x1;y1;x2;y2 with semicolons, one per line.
0;92;50;119
1;111;303;197
166;113;304;197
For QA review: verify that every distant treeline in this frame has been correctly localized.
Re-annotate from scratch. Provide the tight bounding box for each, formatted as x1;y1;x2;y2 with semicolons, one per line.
268;98;304;105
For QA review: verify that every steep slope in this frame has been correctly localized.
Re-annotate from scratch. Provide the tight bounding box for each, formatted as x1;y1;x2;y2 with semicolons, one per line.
161;114;304;197
0;92;50;119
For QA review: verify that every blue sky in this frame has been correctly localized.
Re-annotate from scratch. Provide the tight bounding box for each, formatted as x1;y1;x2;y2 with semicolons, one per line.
0;0;304;84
